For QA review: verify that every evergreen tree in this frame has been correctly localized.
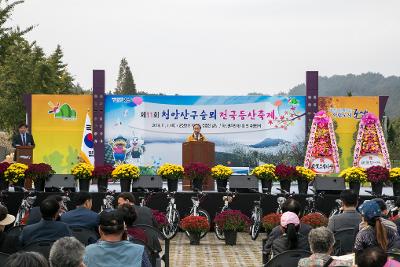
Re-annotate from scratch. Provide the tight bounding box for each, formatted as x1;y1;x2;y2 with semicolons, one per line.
115;58;136;94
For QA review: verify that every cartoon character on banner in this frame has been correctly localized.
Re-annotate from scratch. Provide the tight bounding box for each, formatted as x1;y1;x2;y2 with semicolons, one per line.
126;133;145;164
109;136;130;164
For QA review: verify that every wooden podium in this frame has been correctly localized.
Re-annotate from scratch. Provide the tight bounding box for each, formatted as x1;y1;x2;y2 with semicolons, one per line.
15;146;34;189
182;141;215;191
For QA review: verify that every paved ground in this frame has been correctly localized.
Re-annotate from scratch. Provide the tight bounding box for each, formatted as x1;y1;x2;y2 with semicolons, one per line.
161;232;263;267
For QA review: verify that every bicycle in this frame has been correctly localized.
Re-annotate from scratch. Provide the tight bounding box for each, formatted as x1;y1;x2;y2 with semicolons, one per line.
215;189;236;240
187;191;210;239
249;191;265;241
14;188;37;226
139;189;156;207
100;190;116;212
162;190;180;240
59;189;71;216
302;188;325;216
275;188;295;213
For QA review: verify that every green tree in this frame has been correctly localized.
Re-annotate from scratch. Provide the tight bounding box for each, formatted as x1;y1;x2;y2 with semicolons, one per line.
115;58;136;94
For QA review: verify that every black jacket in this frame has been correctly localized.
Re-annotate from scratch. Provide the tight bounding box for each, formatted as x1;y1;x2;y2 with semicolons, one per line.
12;132;35;147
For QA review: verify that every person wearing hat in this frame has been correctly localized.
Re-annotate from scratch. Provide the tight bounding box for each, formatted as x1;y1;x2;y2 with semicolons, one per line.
271;211;309;257
0;204;18;254
354;200;400;252
370;198;397;232
83;210;151;267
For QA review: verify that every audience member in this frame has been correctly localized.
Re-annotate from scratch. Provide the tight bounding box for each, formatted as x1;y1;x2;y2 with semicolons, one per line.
354;200;399;252
118;192;161;252
27;195;64;225
83;210;151;267
356;246;400;267
61;192;99;231
0;204;18;254
5;251;49;267
298;227;352;267
49;237;86;267
264;198;312;257
271;211;309;257
371;198;398;232
328;190;362;232
118;203;148;244
20;198;72;247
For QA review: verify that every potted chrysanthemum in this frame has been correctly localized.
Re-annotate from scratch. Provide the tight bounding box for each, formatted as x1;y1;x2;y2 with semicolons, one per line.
251;164;277;193
275;164;298;193
262;213;282;234
180;215;210;245
4;163;28;190
0;162;11;190
184;162;211;191
295;166;316;194
366;165;389;196
71;163;94;191
300;213;328;228
93;165;114;192
25;163;55;191
390;168;400;196
157;163;184;192
111;164;140;192
211;165;233;192
339;167;367;195
214;210;251;245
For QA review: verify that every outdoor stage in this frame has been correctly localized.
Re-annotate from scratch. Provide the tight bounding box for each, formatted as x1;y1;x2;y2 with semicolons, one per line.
3;190;390;222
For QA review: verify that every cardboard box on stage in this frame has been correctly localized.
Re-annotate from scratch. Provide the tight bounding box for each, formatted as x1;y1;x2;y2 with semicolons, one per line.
182;141;215;191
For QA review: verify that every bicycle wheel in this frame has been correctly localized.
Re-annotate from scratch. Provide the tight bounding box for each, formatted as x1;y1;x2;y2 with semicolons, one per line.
250;221;260;240
188;208;210;239
215;224;225;240
162;208;180;240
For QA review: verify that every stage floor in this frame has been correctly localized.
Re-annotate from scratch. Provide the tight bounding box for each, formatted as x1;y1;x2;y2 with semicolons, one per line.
162;232;261;267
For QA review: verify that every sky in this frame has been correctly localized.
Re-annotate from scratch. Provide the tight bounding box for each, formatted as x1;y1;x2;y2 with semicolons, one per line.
7;0;400;95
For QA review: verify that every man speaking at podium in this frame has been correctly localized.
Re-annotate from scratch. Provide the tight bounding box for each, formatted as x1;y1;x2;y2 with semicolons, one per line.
186;124;207;142
12;123;35;155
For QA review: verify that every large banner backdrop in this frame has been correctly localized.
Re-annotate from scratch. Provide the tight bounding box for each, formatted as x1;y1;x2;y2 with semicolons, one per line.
104;95;306;168
318;96;380;170
31;95;92;173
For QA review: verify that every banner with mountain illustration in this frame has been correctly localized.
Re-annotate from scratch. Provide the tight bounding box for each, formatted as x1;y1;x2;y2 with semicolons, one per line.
104;95;306;168
31;95;92;173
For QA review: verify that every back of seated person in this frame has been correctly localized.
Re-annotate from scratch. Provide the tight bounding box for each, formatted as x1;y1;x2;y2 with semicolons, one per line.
60;192;99;231
264;198;312;257
5;251;49;267
271;211;309;257
27;195;63;225
118;203;148;245
19;198;72;247
328;189;361;232
356;246;400;267
0;204;18;254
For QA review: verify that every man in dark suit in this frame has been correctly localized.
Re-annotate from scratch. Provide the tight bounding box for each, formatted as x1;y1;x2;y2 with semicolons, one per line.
61;192;99;232
20;198;72;247
12;123;35;161
117;192;161;252
27;195;64;225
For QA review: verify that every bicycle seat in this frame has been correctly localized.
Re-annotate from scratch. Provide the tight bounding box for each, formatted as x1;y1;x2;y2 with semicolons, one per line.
254;200;261;205
191;197;199;201
306;197;313;202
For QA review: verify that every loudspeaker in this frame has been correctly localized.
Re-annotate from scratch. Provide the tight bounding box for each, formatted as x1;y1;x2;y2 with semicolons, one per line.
229;175;258;192
313;177;345;195
45;174;76;192
132;175;163;191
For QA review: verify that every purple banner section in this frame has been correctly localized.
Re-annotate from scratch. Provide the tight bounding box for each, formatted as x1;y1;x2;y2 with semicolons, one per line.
93;70;105;166
379;96;389;120
306;71;319;136
23;94;32;128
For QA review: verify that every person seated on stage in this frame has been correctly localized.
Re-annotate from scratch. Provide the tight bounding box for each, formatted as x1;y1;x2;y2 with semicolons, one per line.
19;198;72;247
328;189;362;233
354;200;399;253
83;210;151;267
186;123;207;142
263;198;312;257
118;204;148;244
0;204;18;254
5;251;49;267
270;211;309;257
298;227;353;267
355;246;400;267
61;192;99;232
117;193;161;253
49;237;86;267
27;195;64;225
